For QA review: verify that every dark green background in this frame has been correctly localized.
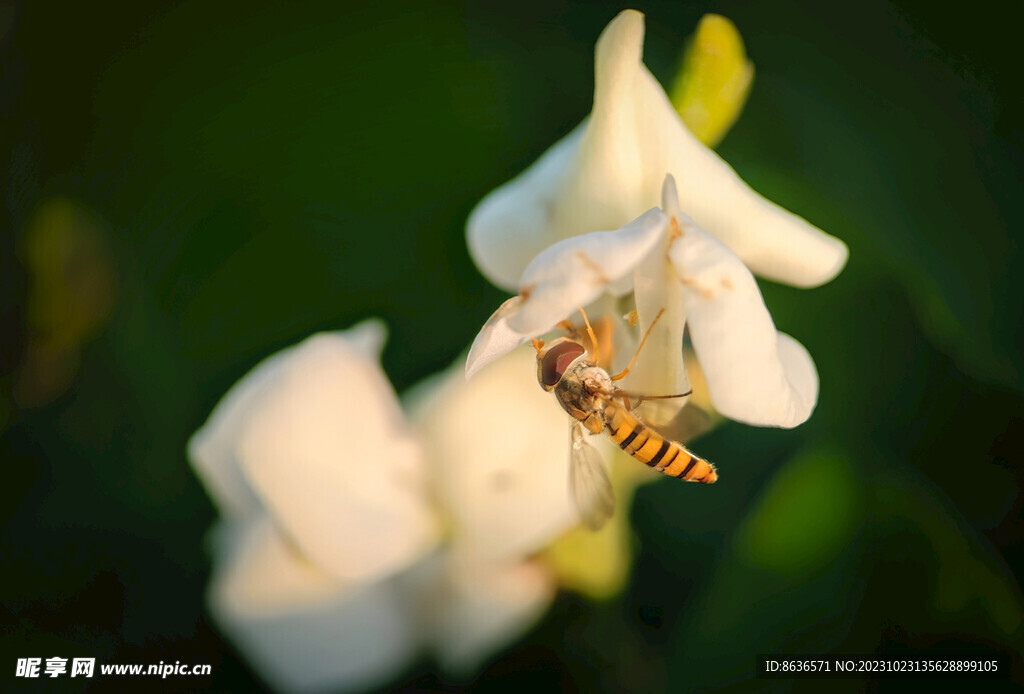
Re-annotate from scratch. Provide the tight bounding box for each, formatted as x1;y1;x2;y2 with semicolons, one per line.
3;0;1022;692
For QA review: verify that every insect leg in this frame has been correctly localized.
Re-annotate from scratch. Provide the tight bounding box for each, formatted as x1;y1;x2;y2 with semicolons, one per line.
611;307;666;381
578;305;600;367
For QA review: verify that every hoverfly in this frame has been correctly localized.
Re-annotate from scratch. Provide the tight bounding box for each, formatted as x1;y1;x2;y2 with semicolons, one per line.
533;307;717;530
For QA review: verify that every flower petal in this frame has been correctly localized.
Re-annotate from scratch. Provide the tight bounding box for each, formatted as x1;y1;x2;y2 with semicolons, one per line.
421;551;555;675
409;346;577;561
339;318;390;360
208;518;419;694
195;322;440;583
619;178;690;427
668;214;819;427
467;10;847;290
188;320;391;521
508;207;667;335
467;125;585;291
621;250;690;428
465;297;532;380
624;232;690;427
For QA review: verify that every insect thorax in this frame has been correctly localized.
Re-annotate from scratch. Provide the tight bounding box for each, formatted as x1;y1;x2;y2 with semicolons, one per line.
554;362;613;420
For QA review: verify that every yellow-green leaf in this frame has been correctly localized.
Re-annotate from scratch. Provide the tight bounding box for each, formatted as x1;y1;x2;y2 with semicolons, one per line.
670;14;755;147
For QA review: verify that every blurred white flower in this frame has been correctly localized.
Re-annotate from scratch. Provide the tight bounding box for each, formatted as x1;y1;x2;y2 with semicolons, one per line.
189;321;577;692
190;322;439;581
467;9;847;292
189;322;439;692
467;175;819;429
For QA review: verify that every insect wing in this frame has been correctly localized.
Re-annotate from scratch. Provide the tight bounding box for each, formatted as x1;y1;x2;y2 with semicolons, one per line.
645;401;714;445
569;421;615;530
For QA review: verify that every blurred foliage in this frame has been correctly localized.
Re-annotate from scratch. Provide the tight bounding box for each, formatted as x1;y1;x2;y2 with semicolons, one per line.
15;197;116;407
735;448;862;577
2;0;1022;692
669;14;754;147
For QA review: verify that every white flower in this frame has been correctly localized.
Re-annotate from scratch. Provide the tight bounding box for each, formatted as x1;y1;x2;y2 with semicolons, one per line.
189;322;439;582
467;175;819;429
465;8;846;430
189;321;573;691
188;322;439;692
467;9;847;293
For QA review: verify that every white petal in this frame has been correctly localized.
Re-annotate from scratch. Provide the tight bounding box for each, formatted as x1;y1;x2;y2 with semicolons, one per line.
669;215;818;427
467;125;585;291
620;176;690;426
208;518;419;694
464;209;666;380
422;551;555;675
188;356;286;520
467;10;847;289
195;322;440;583
776;332;819;415
508;207;667;335
188;319;391;521
607;11;847;288
621;243;689;428
408;346;577;561
340;318;389;361
465;297;532;380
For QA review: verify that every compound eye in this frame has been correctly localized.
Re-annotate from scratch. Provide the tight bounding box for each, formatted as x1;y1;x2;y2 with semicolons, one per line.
540;341;586;387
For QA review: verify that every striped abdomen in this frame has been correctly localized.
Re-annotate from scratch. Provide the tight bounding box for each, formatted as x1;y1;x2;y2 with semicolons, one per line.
602;402;717;483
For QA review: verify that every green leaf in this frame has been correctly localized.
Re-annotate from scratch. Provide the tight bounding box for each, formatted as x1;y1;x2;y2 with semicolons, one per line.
669;15;754;147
